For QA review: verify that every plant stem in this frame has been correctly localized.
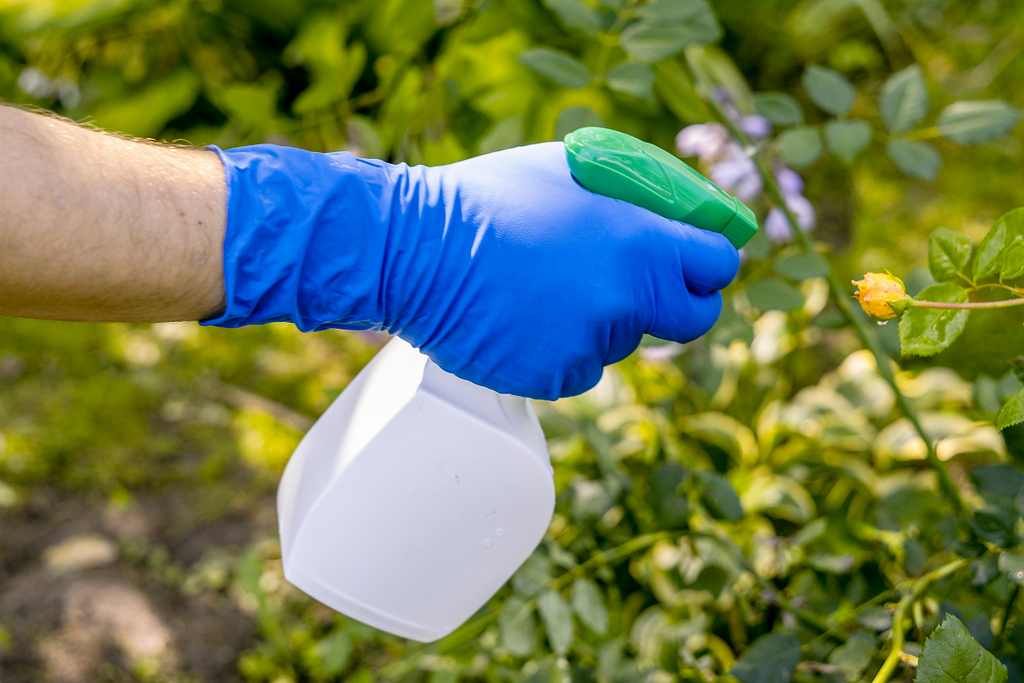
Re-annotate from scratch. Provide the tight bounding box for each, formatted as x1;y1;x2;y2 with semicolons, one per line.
974;281;1024;295
912;297;1024;309
802;590;895;652
994;582;1021;650
553;530;674;589
869;559;967;683
680;55;967;518
956;273;978;288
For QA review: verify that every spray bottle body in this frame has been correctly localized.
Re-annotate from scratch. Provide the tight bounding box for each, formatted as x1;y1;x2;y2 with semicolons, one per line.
277;337;554;642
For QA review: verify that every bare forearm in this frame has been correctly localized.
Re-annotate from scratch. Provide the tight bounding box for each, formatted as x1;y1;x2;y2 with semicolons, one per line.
0;105;226;323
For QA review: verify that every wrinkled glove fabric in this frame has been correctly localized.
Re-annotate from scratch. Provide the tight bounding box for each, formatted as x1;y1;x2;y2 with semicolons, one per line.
202;142;740;400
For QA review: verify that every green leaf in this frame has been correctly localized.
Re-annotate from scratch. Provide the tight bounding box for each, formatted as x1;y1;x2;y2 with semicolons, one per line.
234;548;264;596
998;551;1024;583
916;615;1006;683
542;0;602;36
777;127;822;168
731;632;802;683
651;462;689;527
606;62;655;100
479;114;524;155
753;92;803;126
790;518;827;546
285;16;366;114
828;631;875;678
824;119;871;164
571;579;609;635
620;2;721;64
773;252;830;281
808;553;855;573
879;64;929;133
802;65;855;116
859;607;894;632
746;277;805;312
937;100;1022;145
634;0;718;24
698;471;743;521
512;552;552;597
220;79;283;128
970;464;1024;497
744;475;816;524
315;630;353;675
970;504;1017;547
346;117;384;159
91;69;200;138
537;590;575;654
653;61;709;122
997;388;1024;430
554;105;605;141
499;596;538;657
906;539;927;574
974;209;1024;280
292;44;368;114
898;283;969;357
887;139;941;181
928;228;974;282
517;48;591;88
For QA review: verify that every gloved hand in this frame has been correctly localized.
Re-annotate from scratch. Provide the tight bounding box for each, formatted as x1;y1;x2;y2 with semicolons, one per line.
203;141;740;400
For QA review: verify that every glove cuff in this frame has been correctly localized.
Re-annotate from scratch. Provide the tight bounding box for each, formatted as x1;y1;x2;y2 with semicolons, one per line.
201;144;400;332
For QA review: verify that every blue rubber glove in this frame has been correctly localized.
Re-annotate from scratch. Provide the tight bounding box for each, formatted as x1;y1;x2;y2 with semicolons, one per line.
203;142;739;400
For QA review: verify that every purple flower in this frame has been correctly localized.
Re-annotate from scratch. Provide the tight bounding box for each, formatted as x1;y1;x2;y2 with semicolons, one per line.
713;86;742;122
676;123;730;162
18;67;53;98
764;194;816;243
764;208;793;242
774;165;804;196
739;115;772;139
710;146;763;202
639;343;684;362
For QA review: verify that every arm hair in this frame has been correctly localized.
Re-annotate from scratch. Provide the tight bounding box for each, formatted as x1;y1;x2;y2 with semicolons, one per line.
0;103;226;322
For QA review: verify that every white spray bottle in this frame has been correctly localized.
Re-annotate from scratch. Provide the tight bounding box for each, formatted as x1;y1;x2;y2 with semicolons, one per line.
275;128;758;642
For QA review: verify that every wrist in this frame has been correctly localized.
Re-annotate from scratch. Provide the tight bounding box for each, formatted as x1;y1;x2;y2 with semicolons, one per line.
202;144;402;332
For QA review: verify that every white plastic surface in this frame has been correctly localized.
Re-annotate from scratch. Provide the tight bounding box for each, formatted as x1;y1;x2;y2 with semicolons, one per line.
277;337;555;642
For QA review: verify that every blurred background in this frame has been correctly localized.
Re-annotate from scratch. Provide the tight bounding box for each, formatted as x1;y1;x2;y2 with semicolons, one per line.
0;0;1023;681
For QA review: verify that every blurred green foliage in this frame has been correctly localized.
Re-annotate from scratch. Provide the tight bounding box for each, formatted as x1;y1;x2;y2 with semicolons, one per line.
4;0;1024;682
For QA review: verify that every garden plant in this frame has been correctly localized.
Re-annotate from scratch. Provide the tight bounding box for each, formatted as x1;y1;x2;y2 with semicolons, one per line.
2;0;1024;682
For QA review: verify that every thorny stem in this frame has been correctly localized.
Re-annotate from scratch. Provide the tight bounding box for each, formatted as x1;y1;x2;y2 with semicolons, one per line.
912;296;1024;309
869;559;967;683
680;55;968;518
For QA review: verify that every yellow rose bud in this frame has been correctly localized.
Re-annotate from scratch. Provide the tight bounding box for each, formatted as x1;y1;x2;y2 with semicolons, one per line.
852;272;908;320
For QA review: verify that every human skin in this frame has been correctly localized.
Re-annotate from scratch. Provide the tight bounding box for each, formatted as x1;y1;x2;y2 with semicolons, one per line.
0;104;227;323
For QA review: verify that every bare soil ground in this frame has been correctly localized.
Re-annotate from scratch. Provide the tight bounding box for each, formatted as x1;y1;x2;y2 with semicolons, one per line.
0;485;278;682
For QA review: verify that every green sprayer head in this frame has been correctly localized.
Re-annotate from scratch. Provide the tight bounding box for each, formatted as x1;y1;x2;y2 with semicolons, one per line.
564;127;758;249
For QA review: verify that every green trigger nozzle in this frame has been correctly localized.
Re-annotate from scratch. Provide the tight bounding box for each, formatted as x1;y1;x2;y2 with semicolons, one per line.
563;127;758;249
